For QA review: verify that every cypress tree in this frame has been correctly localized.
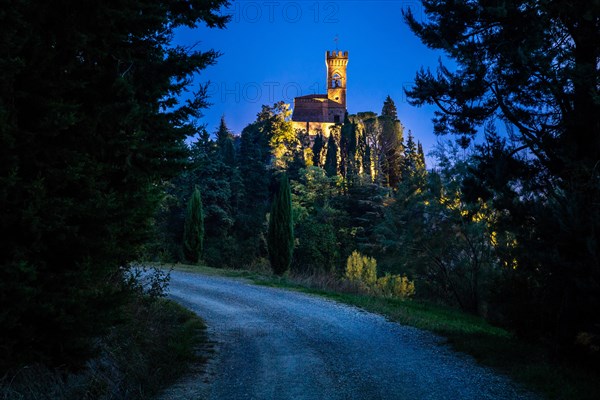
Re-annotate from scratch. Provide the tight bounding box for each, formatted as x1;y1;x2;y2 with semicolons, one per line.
312;133;325;167
267;173;294;275
216;115;236;166
324;133;338;177
183;187;205;263
340;113;357;180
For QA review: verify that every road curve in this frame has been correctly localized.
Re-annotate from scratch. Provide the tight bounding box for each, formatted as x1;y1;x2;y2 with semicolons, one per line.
167;270;537;400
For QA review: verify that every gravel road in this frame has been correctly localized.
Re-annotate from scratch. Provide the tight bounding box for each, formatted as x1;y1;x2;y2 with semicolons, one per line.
166;270;538;400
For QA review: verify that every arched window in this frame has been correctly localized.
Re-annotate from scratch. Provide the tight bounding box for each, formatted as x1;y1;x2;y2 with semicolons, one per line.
332;73;342;88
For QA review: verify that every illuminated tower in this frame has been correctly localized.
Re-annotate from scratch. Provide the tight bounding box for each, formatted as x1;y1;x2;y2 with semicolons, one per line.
326;50;348;110
291;50;349;131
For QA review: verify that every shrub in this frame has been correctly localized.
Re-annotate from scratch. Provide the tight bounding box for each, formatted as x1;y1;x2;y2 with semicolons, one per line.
376;273;416;299
345;251;415;299
345;250;377;288
293;215;339;274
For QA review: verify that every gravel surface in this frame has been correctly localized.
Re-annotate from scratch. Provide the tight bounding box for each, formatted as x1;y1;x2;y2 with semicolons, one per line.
165;270;539;400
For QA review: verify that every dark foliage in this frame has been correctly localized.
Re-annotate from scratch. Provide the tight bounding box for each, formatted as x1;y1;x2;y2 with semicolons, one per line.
380;96;405;188
312;133;325;167
268;173;294;275
235;116;273;265
404;0;600;348
0;0;229;370
324;132;339;177
183;187;204;263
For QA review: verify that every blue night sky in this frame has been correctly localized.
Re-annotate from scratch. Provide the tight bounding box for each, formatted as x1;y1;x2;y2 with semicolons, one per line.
174;1;449;159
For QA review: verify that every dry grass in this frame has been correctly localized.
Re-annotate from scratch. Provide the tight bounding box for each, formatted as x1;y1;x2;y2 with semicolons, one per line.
0;298;207;400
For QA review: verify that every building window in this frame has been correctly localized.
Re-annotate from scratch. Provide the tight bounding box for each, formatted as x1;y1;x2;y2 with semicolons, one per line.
334;115;340;123
332;73;342;88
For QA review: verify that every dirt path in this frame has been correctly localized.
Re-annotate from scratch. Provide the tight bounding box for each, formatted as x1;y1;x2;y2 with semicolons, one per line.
161;270;538;400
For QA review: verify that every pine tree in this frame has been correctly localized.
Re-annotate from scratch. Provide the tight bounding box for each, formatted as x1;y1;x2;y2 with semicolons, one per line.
381;95;398;120
417;142;426;171
402;130;418;180
413;140;428;188
216;115;231;145
216;115;236;166
183;187;205;263
267;173;294;275
400;131;427;188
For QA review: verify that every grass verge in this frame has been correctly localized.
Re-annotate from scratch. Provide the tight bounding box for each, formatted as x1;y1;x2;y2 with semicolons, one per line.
0;296;208;400
173;263;600;400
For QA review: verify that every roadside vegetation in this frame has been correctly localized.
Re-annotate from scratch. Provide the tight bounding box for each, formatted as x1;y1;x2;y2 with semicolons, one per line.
0;267;208;400
0;0;227;396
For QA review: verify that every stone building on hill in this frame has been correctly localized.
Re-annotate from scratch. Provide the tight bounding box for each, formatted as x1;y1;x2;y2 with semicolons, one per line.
291;50;348;136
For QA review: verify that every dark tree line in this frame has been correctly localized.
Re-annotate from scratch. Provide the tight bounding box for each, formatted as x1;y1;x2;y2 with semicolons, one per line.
0;0;229;371
404;0;600;348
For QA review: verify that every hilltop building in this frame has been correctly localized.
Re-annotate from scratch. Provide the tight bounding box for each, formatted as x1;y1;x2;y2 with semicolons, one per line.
291;50;348;136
